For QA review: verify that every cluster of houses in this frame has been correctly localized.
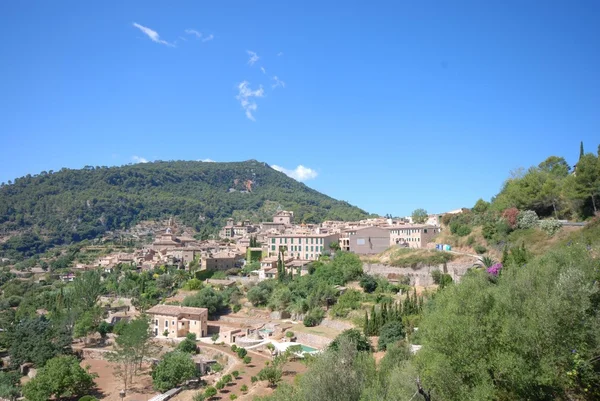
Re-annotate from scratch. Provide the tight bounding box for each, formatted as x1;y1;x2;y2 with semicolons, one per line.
61;209;454;284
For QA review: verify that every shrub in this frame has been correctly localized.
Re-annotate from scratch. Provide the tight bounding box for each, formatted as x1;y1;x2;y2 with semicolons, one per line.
151;351;197;392
359;275;378;293
329;329;371;352
243;356;252;365
232;304;241;313
303;308;325;327
450;222;471;237
210;363;224;373
215;380;225;391
193;392;206;401
79;397;99;401
378;321;405;351
251;376;258;383
230;344;238;352
539;219;562;236
466;236;475;246
204;386;217;399
517;210;539;229
285;331;295;338
236;347;247;358
241;384;248;392
177;337;198;354
232;370;239;378
502;207;519;229
230;395;238;400
474;244;487;254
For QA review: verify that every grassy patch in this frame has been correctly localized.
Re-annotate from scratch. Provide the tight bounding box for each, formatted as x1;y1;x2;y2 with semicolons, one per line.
389;249;455;268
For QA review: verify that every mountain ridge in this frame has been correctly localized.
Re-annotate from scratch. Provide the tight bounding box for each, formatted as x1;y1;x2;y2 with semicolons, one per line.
0;160;371;258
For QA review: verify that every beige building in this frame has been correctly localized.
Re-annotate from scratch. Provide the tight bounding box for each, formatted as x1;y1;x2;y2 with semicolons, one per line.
201;252;240;270
266;233;339;260
347;226;391;254
273;210;294;225
386;225;440;248
147;305;208;339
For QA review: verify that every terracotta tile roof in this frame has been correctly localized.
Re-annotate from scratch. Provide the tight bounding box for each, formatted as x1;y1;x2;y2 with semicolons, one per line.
146;304;208;317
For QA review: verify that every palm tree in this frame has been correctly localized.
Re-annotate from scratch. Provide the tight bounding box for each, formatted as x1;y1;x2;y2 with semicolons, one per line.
479;256;496;268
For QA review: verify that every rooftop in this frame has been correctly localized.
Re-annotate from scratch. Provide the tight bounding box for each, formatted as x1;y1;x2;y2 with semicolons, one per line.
146;304;208;317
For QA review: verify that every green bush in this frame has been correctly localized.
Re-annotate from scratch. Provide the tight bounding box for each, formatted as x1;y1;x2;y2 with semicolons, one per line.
303;308;325;327
466;236;475;246
359;275;378;293
250;376;258;383
474;244;487;254
378;321;405;351
241;384;248;392
79;397;99;401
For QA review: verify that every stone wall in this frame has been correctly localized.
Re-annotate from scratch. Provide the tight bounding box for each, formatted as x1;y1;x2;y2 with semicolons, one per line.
294;332;332;349
363;258;476;286
319;318;353;331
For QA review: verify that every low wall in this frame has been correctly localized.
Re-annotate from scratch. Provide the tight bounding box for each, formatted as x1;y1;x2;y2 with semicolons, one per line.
319;318;353;332
294;332;332;349
363;259;476;286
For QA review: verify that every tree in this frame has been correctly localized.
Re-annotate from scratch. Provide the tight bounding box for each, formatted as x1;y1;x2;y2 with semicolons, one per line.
377;321;405;351
258;365;283;387
243;356;252;365
574;153;600;214
416;245;600;400
72;270;103;311
22;356;97;401
329;329;371;352
211;333;219;344
107;317;159;391
236;347;248;359
204;386;217;400
7;316;69;368
580;140;584;159
472;199;490;214
183;287;225;315
359;275;378;293
151;351;197;392
411;208;428;224
177;335;198;354
74;307;103;340
0;371;21;401
329;242;341;252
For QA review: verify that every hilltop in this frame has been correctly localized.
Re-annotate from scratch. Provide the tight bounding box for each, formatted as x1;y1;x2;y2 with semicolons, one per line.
0;160;370;258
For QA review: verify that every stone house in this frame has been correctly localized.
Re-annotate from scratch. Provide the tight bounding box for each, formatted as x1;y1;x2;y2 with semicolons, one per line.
147;305;208;339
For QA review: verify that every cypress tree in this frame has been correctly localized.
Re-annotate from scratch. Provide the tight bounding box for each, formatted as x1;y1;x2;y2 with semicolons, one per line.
381;303;388;326
580;141;584;160
363;311;369;336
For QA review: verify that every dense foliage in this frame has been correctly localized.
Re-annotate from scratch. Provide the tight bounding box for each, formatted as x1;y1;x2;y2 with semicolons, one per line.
0;160;370;259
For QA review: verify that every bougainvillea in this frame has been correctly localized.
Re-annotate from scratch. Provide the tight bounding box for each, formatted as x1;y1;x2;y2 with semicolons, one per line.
487;263;503;276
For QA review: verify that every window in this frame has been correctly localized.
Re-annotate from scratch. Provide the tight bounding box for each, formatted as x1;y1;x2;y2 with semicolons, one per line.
284;238;287;244
424;229;428;233
271;238;275;244
291;238;294;244
271;245;275;251
165;321;169;327
155;320;158;326
311;246;314;251
172;321;175;326
306;246;309;251
306;254;308;259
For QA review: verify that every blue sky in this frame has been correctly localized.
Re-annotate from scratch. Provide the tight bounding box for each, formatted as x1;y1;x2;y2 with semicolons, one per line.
1;1;599;217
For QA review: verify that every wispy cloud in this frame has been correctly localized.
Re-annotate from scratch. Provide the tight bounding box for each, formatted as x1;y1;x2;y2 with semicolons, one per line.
185;29;202;38
236;81;264;121
272;76;285;89
132;23;174;47
202;34;214;42
260;67;266;74
272;165;318;181
247;50;259;66
200;158;215;162
277;52;283;56
132;155;149;163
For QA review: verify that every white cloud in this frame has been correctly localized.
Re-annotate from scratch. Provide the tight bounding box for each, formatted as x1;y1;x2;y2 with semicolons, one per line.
202;34;214;42
200;158;215;162
236;81;264;121
132;23;174;47
260;66;266;74
132;155;148;163
277;52;284;56
272;75;285;89
271;165;318;181
185;29;202;38
247;50;259;66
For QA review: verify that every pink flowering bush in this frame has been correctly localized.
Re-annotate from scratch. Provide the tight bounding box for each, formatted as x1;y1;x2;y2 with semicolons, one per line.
487;263;503;276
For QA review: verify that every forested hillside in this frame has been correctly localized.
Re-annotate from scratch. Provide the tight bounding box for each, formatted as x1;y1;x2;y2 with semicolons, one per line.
0;160;369;258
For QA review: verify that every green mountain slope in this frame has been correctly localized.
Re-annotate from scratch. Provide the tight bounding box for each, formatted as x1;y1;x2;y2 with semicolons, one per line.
0;160;369;257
